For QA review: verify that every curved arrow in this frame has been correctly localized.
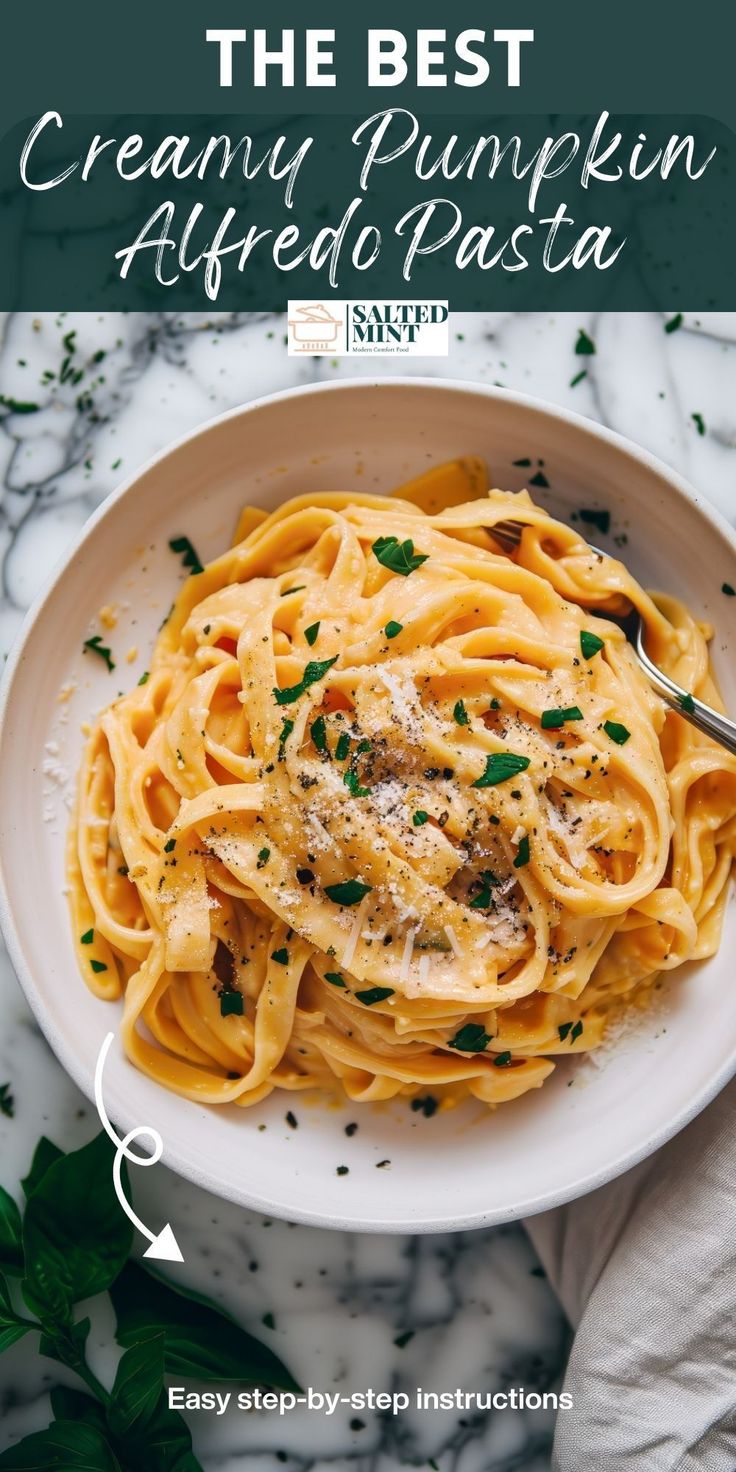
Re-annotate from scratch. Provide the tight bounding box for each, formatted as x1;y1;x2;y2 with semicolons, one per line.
94;1032;183;1262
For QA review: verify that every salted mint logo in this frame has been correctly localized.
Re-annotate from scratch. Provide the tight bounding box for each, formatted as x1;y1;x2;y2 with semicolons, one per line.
287;300;448;355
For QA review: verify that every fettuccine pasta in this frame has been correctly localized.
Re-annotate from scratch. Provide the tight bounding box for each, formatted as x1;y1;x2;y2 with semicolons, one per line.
68;459;736;1111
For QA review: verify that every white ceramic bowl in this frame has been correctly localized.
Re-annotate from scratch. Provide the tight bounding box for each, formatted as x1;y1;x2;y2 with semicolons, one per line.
2;379;736;1233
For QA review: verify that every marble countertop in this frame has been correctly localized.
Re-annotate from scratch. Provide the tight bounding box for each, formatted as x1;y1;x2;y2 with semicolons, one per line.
0;309;735;1470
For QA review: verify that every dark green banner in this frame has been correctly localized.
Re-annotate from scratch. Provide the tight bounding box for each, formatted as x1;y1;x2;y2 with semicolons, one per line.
1;4;735;308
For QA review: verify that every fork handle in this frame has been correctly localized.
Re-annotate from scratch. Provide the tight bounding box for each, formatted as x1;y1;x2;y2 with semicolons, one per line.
634;640;736;756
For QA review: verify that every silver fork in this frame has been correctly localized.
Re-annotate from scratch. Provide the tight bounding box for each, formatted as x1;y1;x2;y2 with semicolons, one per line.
491;519;736;756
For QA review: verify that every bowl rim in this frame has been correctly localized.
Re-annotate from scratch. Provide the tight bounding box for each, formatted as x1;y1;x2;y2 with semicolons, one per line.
2;374;736;1233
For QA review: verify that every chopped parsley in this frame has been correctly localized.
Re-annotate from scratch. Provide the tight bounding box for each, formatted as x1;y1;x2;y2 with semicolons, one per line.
0;1082;14;1118
169;535;204;576
343;767;370;797
336;1166;349;1176
257;847;271;868
163;838;176;853
384;620;403;638
220;992;244;1017
280;585;306;597
469;871;501;909
578;508;610;535
691;412;706;437
138;671;150;685
560;1020;583;1044
665;312;683;334
324;879;372;906
575;328;596;356
90;959;108;974
394;1330;415;1348
580;630;604;660
271;948;289;966
412;810;429;827
325;972;346;988
453;699;469;726
604;720;631;745
274;656;338;706
678;692;695;714
570;369;587;388
372;536;428;577
541;706;584;729
513;835;531;868
512;457;532;467
448;1023;491;1053
278;717;294;752
285;1111;298;1129
529;470;549;489
335;732;351;761
722;583;736;597
310;714;328;753
0;394;40;414
411;1095;438;1118
356;986;394;1006
80;929;94;944
493;1051;513;1067
471;752;530;788
304;622;321;647
83;635;115;671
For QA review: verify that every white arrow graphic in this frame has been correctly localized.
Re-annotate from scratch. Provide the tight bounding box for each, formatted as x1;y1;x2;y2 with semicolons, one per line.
94;1032;184;1262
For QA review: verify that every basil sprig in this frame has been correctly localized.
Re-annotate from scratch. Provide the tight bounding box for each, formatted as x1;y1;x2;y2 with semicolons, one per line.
0;1131;297;1470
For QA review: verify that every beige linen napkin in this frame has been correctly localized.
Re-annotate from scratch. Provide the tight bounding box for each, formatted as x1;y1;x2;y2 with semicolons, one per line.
524;1079;736;1472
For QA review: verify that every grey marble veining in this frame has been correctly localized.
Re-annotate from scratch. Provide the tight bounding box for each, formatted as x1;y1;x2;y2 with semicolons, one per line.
0;309;735;1469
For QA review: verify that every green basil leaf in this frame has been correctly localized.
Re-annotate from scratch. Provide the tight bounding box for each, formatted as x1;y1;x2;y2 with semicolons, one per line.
21;1137;64;1200
0;1420;120;1470
108;1330;165;1438
22;1262;72;1328
115;1392;203;1472
0;1185;23;1275
110;1262;300;1390
23;1133;132;1314
39;1316;91;1373
50;1387;107;1434
0;1273;31;1356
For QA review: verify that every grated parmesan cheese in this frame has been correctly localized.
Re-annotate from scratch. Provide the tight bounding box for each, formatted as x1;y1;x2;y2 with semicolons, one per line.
443;924;463;959
341;894;370;969
400;926;418;982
